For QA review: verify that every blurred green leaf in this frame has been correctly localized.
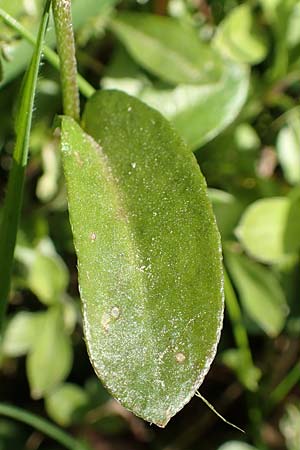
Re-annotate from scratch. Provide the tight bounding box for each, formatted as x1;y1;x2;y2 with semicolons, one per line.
214;4;268;64
103;58;249;150
259;0;297;79
110;13;223;85
234;123;260;152
2;311;45;357
62;296;78;335
61;89;224;426
280;403;300;450
287;3;300;47
142;62;249;150
0;419;27;450
221;348;261;391
209;189;244;240
236;197;300;264
27;253;68;305
218;442;258;450
0;0;23;16
259;0;297;25
225;250;289;336
36;141;60;202
16;239;69;305
45;383;89;426
84;377;111;407
27;306;73;399
277;112;300;185
72;0;119;30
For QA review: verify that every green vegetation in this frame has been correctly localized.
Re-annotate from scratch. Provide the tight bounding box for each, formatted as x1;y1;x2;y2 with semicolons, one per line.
0;0;300;449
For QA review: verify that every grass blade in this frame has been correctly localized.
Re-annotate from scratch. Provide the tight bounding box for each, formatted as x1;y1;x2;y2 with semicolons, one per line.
0;403;88;450
0;0;51;337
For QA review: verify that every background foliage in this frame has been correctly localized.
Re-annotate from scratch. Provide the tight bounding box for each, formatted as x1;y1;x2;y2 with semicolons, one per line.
0;0;300;449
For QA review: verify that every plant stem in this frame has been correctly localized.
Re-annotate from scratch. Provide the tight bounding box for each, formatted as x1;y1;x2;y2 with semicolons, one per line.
0;8;95;99
223;267;253;363
0;0;51;339
270;362;300;408
223;265;259;390
52;0;80;121
0;403;87;450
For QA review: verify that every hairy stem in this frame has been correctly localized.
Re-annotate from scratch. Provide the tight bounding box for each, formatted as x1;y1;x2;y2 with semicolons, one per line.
52;0;80;121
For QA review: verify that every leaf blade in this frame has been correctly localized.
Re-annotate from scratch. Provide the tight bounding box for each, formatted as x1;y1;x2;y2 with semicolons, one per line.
103;58;249;150
110;13;222;85
27;307;73;399
0;0;51;334
225;251;289;337
61;90;224;426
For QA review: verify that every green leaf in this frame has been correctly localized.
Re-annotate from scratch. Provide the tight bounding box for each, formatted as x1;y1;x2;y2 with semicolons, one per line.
45;383;89;427
27;253;68;305
27;306;73;399
234;123;260;151
62;297;78;335
259;0;297;26
60;90;224;426
110;13;222;85
36;142;60;202
236;197;300;264
287;2;300;48
221;348;261;391
214;4;268;64
280;403;300;450
15;239;69;306
218;442;258;450
277;113;300;185
2;311;45;357
0;0;51;335
143;62;248;150
225;251;289;337
208;189;244;240
258;0;296;79
103;59;249;150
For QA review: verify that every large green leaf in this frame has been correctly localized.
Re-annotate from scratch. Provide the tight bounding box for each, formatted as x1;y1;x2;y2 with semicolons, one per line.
110;13;222;85
60;90;224;426
225;251;288;336
103;59;249;150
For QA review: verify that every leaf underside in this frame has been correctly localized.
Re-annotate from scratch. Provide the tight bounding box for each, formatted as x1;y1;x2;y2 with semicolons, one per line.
60;90;224;426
